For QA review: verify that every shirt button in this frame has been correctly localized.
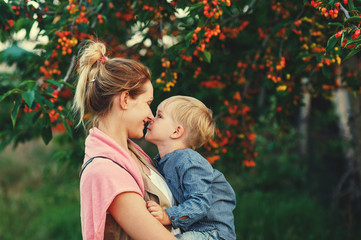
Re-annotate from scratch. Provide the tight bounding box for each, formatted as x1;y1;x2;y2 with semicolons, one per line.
171;216;175;220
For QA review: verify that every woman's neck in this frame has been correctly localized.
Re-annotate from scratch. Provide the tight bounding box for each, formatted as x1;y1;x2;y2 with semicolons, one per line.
98;116;129;151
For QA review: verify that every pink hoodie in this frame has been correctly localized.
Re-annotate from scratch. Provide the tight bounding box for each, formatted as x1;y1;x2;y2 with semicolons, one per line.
80;127;152;240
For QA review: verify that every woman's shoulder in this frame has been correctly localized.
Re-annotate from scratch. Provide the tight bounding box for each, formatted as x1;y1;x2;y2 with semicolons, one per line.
81;158;141;192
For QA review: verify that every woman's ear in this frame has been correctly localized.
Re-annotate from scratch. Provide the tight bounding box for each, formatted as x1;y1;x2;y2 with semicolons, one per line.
171;125;185;139
119;91;130;110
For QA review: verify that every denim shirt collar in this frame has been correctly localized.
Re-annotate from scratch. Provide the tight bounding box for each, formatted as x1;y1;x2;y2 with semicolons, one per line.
154;148;192;166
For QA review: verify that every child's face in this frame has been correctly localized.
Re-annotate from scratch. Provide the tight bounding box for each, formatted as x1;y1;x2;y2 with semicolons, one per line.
145;104;178;145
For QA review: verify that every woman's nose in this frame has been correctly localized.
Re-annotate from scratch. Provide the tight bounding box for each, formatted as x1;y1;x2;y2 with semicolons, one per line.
147;111;154;122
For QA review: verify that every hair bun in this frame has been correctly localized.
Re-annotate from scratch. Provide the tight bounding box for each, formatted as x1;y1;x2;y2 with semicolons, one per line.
79;41;106;69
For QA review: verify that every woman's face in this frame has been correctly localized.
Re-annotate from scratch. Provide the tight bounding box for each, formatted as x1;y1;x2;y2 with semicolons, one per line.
145;104;178;145
125;81;154;139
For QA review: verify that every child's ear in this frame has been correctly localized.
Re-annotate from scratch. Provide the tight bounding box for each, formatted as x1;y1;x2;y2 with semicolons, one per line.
119;91;129;110
171;125;185;139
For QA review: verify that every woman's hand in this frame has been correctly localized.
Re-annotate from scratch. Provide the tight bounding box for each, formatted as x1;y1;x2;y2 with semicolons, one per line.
109;192;177;240
146;200;172;225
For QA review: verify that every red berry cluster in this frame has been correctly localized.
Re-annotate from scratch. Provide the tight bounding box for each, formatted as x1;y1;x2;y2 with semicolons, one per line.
116;10;135;21
56;31;78;55
335;30;343;38
310;1;340;19
3;19;14;30
193;67;202;78
192;25;221;53
156;58;178;92
201;75;226;89
221;21;249;39
11;5;21;15
97;14;104;24
352;29;360;39
66;1;78;15
202;0;230;19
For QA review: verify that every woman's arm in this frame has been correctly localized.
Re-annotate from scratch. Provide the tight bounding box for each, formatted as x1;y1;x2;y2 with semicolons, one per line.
108;192;178;240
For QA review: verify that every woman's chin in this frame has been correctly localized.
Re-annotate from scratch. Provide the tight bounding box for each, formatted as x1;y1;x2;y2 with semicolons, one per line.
129;132;144;139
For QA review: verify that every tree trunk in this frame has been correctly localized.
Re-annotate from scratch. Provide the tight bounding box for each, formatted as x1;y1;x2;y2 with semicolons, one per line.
299;77;311;157
332;60;361;232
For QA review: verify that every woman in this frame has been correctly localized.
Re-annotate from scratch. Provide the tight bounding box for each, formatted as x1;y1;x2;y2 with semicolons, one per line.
73;41;179;240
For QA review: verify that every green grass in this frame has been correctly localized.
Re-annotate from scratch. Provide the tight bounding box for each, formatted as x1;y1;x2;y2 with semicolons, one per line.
0;140;81;240
234;191;343;240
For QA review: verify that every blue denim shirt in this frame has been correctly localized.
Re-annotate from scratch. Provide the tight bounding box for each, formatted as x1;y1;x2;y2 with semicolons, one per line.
154;148;236;240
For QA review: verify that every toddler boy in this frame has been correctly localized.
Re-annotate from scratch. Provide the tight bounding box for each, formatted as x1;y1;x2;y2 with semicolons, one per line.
145;96;236;240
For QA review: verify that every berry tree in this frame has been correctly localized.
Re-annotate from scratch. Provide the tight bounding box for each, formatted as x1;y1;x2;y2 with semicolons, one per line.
0;0;360;168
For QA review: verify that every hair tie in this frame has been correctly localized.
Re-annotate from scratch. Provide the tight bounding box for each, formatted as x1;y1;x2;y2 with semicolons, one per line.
100;55;107;64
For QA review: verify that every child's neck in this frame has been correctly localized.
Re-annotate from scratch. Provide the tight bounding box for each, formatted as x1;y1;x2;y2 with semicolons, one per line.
157;141;187;158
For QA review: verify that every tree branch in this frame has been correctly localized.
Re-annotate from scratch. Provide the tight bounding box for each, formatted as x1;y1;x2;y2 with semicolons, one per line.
57;54;76;91
340;3;350;19
221;0;257;25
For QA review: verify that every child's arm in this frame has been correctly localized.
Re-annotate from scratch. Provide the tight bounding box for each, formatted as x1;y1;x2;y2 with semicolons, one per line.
146;200;171;225
163;161;215;229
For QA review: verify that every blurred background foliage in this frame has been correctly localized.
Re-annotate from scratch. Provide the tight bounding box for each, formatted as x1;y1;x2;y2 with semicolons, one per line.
1;103;360;239
1;0;361;239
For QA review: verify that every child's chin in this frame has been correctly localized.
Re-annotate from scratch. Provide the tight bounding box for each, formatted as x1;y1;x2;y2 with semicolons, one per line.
145;135;154;143
144;134;150;141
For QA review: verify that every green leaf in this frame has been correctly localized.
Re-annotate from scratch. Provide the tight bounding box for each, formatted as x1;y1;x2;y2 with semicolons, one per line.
202;50;211;63
185;31;193;41
95;1;103;12
343;48;361;61
344;16;361;23
41;113;52;145
344;38;361;48
35;91;54;108
93;0;101;7
32;110;42;123
348;0;355;11
328;22;344;28
340;32;345;47
21;90;35;107
0;88;20;102
18;80;37;88
59;80;75;89
326;35;339;53
189;2;203;11
11;98;21;127
41;125;52;145
46;79;62;87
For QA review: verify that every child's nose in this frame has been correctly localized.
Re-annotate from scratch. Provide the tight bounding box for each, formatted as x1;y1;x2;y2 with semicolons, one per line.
147;115;154;124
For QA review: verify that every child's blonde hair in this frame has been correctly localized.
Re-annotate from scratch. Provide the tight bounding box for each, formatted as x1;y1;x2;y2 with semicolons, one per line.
159;96;216;149
73;41;151;129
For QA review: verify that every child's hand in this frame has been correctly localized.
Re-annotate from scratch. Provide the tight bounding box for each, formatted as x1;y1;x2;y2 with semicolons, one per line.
146;200;171;225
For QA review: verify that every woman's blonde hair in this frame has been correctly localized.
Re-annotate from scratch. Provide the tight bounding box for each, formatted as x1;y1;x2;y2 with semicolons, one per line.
159;96;216;149
73;41;151;128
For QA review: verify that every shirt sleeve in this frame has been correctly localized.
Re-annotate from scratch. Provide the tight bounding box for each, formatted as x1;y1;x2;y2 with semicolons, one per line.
80;160;142;240
165;160;214;229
